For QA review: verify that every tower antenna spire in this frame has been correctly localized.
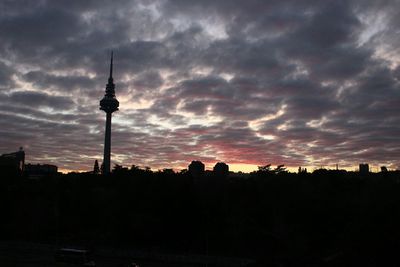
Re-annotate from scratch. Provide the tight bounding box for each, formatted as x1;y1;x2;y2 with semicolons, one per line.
109;51;113;79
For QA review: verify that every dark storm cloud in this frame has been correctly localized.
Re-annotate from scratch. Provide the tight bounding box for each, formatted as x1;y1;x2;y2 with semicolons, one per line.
275;2;372;82
0;0;399;171
202;38;287;75
23;71;96;92
133;70;164;90
9;91;74;110
296;2;360;48
0;61;14;88
0;7;81;60
161;75;282;121
0;103;77;123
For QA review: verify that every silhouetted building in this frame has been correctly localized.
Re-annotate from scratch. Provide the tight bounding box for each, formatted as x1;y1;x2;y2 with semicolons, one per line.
0;147;25;173
381;166;388;172
93;160;100;174
25;163;58;179
359;163;369;174
188;160;205;177
298;166;308;174
100;52;119;174
213;162;229;176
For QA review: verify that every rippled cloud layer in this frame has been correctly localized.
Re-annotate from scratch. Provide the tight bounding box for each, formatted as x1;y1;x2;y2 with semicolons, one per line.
0;0;399;172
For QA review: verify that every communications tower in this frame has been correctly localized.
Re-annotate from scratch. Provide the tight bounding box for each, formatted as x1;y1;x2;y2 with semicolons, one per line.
100;52;119;174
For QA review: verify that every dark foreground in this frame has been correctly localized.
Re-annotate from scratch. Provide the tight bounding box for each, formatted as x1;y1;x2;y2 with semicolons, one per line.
1;168;400;266
0;241;253;267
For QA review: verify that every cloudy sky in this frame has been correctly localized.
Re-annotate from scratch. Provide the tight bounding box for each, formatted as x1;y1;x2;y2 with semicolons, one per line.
0;0;399;172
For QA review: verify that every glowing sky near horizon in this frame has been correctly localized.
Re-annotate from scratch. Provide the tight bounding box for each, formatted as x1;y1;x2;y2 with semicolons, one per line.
0;0;399;172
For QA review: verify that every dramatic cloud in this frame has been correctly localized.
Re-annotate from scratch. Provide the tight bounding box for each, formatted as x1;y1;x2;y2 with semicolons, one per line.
0;0;399;172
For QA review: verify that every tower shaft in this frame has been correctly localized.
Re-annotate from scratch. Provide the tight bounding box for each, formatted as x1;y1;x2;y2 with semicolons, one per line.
103;112;112;174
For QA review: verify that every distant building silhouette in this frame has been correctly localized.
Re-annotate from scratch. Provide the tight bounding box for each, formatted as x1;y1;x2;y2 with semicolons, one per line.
213;162;229;176
298;166;307;174
0;147;25;173
25;163;58;179
100;52;119;175
359;163;369;174
93;160;100;175
188;161;205;177
381;166;388;172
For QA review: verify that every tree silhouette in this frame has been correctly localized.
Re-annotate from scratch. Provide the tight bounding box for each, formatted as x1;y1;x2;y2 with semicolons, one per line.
257;164;272;174
274;164;287;174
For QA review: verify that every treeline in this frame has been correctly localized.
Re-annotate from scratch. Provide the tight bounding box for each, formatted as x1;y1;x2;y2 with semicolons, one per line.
1;167;400;266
